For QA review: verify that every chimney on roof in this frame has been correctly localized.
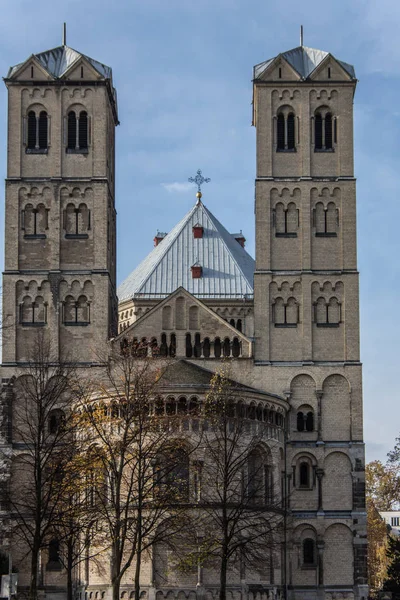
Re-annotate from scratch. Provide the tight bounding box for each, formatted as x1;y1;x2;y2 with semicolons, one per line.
191;263;203;279
154;231;167;247
192;224;203;239
234;231;246;248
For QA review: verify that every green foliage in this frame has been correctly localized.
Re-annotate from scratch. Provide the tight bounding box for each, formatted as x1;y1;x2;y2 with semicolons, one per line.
383;535;400;593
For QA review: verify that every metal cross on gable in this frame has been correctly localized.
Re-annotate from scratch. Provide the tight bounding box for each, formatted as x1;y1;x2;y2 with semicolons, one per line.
188;169;211;194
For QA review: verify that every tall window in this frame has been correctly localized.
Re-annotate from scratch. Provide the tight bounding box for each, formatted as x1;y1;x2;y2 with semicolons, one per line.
63;295;90;325
64;203;91;238
20;296;47;326
315;297;341;327
273;297;298;327
314;202;338;237
315;110;334;151
21;203;48;238
67;110;89;153
303;539;315;565
297;410;314;432
277;110;296;151
274;202;298;237
299;462;310;488
27;110;48;152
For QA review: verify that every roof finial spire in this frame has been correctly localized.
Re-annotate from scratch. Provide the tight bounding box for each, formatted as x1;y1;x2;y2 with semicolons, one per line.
188;169;211;202
63;22;67;46
300;25;303;46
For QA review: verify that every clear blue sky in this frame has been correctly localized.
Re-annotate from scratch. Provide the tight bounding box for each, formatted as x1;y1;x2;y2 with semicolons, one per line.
0;0;398;463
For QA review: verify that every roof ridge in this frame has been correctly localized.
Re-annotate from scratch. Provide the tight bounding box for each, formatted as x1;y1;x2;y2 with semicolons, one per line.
127;202;199;296
201;203;254;289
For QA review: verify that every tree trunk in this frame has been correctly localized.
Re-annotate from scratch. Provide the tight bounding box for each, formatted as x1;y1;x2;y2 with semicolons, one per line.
67;541;73;600
112;578;121;600
219;552;227;600
134;549;141;600
29;547;39;600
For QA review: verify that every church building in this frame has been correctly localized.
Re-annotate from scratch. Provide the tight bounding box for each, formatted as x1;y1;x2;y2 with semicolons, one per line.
0;37;368;600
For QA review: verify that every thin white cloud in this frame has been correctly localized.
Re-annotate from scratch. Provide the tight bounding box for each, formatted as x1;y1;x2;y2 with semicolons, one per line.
162;182;193;194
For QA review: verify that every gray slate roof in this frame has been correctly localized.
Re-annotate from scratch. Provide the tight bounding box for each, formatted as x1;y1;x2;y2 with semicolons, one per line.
8;45;112;79
118;200;255;302
254;45;356;80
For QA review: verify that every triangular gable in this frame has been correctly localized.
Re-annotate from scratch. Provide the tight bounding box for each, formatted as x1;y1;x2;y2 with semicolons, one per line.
115;287;251;344
62;55;103;81
254;54;301;81
117;200;254;302
309;53;353;81
8;55;54;81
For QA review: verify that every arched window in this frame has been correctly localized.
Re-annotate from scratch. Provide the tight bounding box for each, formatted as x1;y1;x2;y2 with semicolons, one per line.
299;462;310;488
297;410;314;432
303;538;315;565
194;333;202;358
277;109;296;151
48;409;65;435
223;337;231;357
287;113;295;150
315;297;340;327
314;201;338;237
38;111;48;149
236;318;242;332
185;333;193;358
67;111;77;150
325;113;333;149
26;110;48;152
232;337;240;358
169;333;176;357
64;295;90;325
79;111;88;150
274;202;298;237
273;297;298;327
47;538;62;570
27;111;36;149
160;333;168;357
20;296;47;326
162;306;172;330
248;448;272;506
277;114;285;150
64;203;91;238
189;306;199;330
175;297;185;330
214;337;221;358
203;337;210;358
306;411;314;432
155;447;189;502
22;203;48;238
315;113;323;150
297;411;305;432
67;110;89;153
314;110;334;151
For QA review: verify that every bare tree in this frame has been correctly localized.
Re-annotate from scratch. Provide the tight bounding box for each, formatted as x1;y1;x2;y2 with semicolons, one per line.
179;366;285;600
1;332;80;600
75;344;195;600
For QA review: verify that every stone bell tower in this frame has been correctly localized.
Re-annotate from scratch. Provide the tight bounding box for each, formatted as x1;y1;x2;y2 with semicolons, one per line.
2;41;118;366
252;44;368;598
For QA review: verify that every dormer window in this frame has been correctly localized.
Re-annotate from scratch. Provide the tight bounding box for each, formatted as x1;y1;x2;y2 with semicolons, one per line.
192;224;203;239
191;263;202;278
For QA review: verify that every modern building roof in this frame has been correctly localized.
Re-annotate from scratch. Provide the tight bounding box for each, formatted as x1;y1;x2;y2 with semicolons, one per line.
117;199;255;302
8;44;112;80
253;45;356;80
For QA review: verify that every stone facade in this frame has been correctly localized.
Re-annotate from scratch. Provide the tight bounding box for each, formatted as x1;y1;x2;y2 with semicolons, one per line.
0;41;367;600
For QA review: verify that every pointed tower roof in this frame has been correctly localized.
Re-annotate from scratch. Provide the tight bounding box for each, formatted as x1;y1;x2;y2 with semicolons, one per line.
254;45;356;80
117;201;255;302
7;44;112;79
